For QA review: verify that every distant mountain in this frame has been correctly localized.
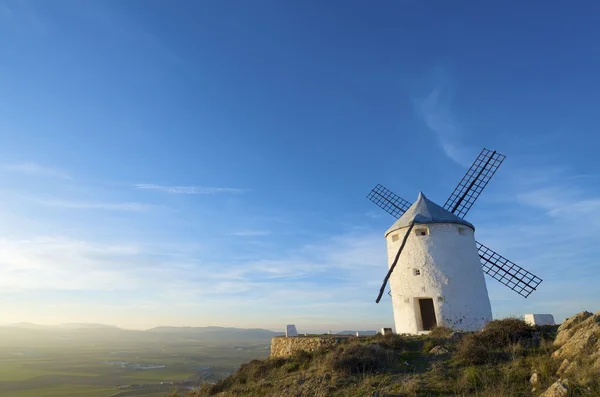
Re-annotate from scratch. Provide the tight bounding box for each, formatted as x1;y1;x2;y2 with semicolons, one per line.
147;326;283;340
10;322;52;329
57;323;120;330
9;322;120;330
336;330;377;336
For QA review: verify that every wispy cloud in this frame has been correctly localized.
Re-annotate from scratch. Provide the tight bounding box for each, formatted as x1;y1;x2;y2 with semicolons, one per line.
415;87;473;166
36;199;152;211
232;230;271;237
2;162;71;179
135;184;244;194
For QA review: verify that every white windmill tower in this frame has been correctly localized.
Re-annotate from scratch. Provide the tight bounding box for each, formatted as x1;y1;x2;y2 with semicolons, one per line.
367;149;543;334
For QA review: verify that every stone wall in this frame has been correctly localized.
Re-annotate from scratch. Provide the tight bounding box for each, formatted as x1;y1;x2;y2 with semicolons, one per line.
270;336;350;358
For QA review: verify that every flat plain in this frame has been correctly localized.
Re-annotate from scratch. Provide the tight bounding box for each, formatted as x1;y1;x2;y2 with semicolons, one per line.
0;325;275;397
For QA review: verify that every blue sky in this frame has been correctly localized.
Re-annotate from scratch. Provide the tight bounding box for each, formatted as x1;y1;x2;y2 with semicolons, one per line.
1;0;600;331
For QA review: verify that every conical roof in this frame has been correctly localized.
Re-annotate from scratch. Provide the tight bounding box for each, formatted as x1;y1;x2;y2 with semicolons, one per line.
385;192;474;236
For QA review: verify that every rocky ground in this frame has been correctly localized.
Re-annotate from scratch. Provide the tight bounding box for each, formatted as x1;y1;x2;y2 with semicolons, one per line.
169;311;600;396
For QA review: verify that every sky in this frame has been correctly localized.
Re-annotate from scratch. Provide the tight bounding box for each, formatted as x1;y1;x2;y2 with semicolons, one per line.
1;0;600;332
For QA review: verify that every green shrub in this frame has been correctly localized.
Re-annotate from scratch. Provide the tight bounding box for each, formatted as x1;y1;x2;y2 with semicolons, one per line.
479;318;535;349
290;349;314;368
455;334;489;365
378;333;404;350
326;342;382;375
429;325;453;338
422;339;436;353
237;358;286;381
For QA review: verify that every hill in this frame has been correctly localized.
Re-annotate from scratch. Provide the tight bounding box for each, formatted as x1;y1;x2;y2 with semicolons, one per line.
173;311;600;397
147;326;283;340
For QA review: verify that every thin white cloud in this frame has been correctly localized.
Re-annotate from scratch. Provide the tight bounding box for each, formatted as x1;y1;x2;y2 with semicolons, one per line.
232;230;271;237
0;237;142;291
2;162;71;179
135;184;244;194
415;88;473;166
36;199;152;211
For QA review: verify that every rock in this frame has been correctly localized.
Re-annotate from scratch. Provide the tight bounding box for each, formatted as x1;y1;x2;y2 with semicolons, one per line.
556;359;570;376
551;310;600;376
529;372;540;393
557;312;593;333
554;311;593;346
552;312;600;366
530;372;539;387
429;345;449;355
540;379;569;397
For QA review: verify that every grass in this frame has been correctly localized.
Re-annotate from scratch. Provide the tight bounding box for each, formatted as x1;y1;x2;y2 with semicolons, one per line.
123;369;197;381
0;385;118;397
177;318;592;397
0;362;100;381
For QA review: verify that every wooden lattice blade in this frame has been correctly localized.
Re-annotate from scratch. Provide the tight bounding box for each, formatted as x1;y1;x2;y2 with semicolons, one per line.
444;148;506;219
366;184;411;219
477;241;542;298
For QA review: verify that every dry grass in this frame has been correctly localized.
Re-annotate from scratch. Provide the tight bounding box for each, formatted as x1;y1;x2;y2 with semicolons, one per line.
183;317;597;397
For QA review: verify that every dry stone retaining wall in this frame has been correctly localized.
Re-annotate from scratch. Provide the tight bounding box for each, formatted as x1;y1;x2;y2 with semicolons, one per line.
270;336;350;358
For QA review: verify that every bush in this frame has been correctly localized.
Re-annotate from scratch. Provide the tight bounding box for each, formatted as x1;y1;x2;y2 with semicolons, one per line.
290;349;314;368
422;339;436;353
429;326;453;338
237;358;286;382
455;334;489;365
326;343;382;375
377;333;404;350
479;318;535;349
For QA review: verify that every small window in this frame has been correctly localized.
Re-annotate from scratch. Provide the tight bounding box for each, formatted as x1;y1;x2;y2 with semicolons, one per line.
437;296;444;302
457;227;466;235
391;234;399;242
415;228;428;236
413;268;421;276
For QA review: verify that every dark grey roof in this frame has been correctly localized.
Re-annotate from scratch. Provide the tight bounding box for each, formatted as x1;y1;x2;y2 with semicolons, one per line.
385;192;474;235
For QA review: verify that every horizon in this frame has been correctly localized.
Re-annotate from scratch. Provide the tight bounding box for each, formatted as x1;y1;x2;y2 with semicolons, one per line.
2;1;600;331
1;321;379;334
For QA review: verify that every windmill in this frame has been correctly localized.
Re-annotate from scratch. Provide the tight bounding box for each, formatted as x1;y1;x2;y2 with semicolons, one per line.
367;148;542;334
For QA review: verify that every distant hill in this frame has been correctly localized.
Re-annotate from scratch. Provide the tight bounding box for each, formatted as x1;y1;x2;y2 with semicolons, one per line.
336;330;377;335
9;322;120;330
57;323;120;330
147;326;283;340
10;322;52;329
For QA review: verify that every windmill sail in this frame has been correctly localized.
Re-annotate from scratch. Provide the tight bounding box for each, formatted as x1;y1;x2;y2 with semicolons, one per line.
477;242;542;298
443;148;506;218
376;222;415;303
366;184;412;219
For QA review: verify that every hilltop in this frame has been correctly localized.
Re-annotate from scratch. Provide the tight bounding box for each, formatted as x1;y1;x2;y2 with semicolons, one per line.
171;311;600;397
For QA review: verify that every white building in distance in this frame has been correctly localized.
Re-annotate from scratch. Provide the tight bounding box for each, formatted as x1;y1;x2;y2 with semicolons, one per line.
524;314;555;326
385;192;493;334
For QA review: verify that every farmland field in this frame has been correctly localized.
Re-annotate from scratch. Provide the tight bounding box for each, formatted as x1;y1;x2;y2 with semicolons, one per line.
0;326;275;397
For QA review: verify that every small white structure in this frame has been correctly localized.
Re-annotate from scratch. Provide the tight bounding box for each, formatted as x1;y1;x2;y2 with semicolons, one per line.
381;327;393;335
286;324;298;337
385;193;493;334
524;314;555;326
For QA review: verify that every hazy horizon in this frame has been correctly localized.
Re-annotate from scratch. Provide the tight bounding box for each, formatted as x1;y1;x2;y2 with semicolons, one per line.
2;1;600;331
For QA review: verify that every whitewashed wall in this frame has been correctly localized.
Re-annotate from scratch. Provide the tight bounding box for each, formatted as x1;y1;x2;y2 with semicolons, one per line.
385;223;493;334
